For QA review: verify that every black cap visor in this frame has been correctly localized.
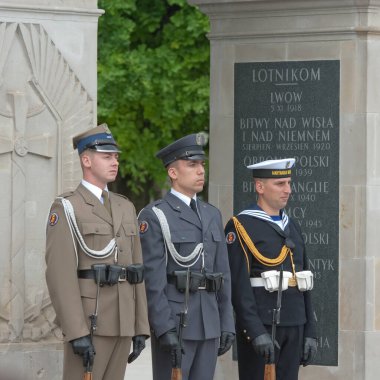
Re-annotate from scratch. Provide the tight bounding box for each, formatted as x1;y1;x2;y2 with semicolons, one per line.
88;144;121;153
165;150;206;166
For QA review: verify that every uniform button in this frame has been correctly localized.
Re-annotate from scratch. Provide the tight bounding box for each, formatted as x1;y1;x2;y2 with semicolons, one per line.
243;329;247;333
119;249;123;253
247;336;251;341
95;228;99;232
116;233;120;237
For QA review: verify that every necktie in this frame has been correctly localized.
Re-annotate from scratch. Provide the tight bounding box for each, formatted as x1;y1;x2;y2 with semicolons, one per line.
190;198;200;220
102;190;112;216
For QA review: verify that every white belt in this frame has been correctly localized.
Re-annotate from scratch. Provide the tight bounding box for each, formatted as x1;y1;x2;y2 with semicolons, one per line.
249;270;314;292
250;277;265;287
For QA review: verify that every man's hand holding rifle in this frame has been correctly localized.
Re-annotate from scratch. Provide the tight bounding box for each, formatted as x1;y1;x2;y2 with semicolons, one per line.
252;269;283;380
159;269;190;380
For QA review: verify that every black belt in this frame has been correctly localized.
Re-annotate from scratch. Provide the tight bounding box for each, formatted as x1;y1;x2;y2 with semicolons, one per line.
167;273;206;290
78;268;127;282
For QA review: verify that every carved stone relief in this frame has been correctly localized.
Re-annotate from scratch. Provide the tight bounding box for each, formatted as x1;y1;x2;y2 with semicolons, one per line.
0;22;94;343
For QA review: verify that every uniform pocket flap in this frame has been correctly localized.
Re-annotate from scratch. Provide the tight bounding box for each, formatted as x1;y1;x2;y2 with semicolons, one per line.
82;223;111;236
78;278;96;298
171;229;197;243
166;283;183;302
211;228;221;242
122;223;137;236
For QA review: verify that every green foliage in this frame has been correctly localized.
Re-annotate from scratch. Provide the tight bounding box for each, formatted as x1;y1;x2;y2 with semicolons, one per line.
97;0;210;203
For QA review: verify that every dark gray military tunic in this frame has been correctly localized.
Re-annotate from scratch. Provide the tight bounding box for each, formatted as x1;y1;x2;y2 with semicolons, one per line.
138;192;235;380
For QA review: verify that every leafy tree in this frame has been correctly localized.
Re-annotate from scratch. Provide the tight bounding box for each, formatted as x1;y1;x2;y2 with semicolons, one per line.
97;0;210;208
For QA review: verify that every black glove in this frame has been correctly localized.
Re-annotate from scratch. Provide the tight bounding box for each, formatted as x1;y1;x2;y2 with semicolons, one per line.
159;328;180;351
302;337;317;366
70;335;96;367
218;331;235;356
252;333;274;364
159;328;181;367
128;335;147;364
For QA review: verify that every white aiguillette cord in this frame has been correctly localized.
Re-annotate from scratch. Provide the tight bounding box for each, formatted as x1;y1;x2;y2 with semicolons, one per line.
58;197;117;264
152;206;204;269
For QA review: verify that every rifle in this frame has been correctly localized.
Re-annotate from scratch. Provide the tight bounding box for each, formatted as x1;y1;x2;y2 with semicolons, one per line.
83;265;104;380
171;269;190;380
83;360;93;380
264;269;283;380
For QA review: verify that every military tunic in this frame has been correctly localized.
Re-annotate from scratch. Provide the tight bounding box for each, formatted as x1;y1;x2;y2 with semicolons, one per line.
225;204;316;380
138;192;235;380
45;184;149;380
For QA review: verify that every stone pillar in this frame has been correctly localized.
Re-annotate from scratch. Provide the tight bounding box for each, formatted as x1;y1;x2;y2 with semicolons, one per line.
189;0;380;379
0;1;101;378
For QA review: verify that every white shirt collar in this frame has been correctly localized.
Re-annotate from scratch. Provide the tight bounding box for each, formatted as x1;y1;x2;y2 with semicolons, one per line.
81;179;108;201
170;188;197;207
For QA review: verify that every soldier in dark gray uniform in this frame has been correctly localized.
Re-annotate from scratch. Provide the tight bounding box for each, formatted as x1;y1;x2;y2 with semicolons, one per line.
138;133;235;380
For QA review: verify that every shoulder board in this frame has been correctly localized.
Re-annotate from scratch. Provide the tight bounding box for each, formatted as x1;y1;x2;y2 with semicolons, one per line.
59;191;75;199
144;199;164;209
138;199;164;214
201;200;218;211
111;192;130;201
153;199;164;206
137;199;163;219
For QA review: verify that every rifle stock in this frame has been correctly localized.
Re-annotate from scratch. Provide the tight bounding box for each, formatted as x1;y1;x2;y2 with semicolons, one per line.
171;367;182;380
264;363;275;380
83;371;93;380
264;269;283;380
171;270;190;379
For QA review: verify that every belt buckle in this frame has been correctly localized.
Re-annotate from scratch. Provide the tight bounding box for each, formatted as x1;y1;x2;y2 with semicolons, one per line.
118;267;127;282
198;280;206;290
288;276;297;287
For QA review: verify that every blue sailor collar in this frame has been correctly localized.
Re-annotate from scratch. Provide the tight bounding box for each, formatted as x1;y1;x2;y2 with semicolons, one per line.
238;204;289;230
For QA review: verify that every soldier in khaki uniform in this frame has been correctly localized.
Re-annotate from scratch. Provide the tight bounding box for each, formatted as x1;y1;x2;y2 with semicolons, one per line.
45;124;150;380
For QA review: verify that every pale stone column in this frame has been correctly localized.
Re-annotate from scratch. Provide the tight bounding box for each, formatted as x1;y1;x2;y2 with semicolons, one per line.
0;1;101;378
189;0;380;379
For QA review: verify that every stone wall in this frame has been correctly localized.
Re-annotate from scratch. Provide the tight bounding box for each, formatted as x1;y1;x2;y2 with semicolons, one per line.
189;0;380;379
0;1;100;378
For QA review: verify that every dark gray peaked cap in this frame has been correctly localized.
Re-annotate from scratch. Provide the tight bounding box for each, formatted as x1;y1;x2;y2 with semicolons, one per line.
156;133;208;166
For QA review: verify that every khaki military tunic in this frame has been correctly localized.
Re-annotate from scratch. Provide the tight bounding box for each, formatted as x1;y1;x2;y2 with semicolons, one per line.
45;184;149;379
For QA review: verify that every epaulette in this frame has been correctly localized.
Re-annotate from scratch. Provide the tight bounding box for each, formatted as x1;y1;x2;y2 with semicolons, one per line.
59;191;75;199
152;199;164;207
202;200;217;211
144;199;164;210
138;199;163;217
112;192;130;201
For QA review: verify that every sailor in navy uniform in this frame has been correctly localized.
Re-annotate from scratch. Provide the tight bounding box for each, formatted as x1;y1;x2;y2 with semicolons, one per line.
225;158;317;380
138;133;235;380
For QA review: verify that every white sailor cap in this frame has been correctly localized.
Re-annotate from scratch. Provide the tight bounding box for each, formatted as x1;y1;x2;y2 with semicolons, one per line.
247;158;295;178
